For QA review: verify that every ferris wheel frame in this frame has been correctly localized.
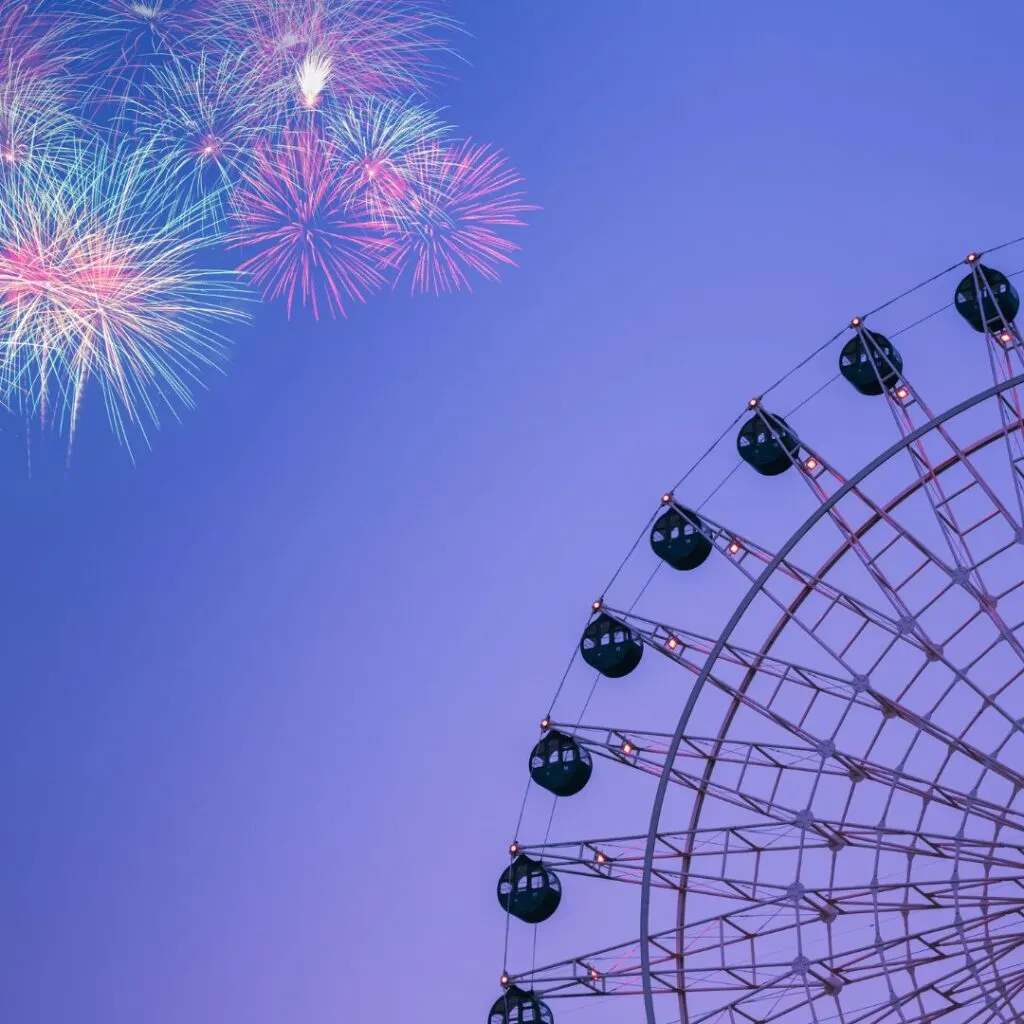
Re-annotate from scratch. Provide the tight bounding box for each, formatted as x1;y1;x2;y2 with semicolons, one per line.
493;255;1024;1024
638;370;1024;1024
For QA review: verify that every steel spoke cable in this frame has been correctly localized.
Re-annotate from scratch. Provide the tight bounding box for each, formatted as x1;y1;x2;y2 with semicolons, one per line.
891;300;953;337
531;795;560;977
983;235;1024;257
760;326;848;402
696;458;742;511
785;372;841;418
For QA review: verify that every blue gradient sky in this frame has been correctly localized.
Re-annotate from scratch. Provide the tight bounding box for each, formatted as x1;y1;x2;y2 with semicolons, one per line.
5;2;1024;1022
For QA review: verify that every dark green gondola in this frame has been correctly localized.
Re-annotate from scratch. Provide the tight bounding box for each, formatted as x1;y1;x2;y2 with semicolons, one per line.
497;855;562;924
839;330;903;396
529;730;593;797
954;264;1020;334
650;505;712;570
579;613;643;678
488;985;554;1024
736;410;799;476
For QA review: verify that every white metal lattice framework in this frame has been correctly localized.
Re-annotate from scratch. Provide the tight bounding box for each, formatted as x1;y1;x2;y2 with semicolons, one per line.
495;253;1024;1024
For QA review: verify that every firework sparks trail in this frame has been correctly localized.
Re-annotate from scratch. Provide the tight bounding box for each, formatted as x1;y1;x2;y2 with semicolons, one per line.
0;59;82;171
326;97;446;228
318;0;455;99
0;3;82;171
229;128;385;319
0;141;249;449
0;0;72;84
78;0;199;103
381;140;534;295
197;0;336;105
129;48;266;229
83;0;193;58
296;49;331;109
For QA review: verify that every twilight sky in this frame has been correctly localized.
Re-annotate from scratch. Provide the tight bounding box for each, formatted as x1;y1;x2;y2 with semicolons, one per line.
5;3;1024;1022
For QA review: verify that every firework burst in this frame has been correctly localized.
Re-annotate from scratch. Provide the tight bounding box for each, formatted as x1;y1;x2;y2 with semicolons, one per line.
0;3;84;180
323;0;455;98
197;0;329;103
199;0;452;116
77;0;198;102
0;141;249;448
327;0;456;98
0;0;72;83
296;49;332;110
82;0;193;56
0;60;82;172
0;0;529;451
229;128;384;319
382;140;533;294
326;97;445;227
130;49;265;230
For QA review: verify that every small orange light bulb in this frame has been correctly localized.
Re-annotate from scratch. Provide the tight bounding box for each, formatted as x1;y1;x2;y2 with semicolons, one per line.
895;387;909;400
728;541;741;555
622;741;633;755
804;457;818;472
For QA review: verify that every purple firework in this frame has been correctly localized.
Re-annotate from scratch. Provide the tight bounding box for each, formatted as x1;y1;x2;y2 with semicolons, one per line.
228;128;385;319
382;139;534;294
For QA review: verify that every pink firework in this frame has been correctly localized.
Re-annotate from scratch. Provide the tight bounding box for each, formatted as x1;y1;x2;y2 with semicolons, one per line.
229;129;384;319
382;140;533;295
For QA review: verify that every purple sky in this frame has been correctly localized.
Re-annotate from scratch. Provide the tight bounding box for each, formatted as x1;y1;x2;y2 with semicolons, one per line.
5;3;1024;1022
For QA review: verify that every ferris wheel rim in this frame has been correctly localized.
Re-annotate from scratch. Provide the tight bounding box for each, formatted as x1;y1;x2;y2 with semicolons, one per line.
638;369;1024;1024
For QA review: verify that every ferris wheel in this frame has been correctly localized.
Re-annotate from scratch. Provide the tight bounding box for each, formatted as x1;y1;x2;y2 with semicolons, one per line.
488;245;1024;1024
